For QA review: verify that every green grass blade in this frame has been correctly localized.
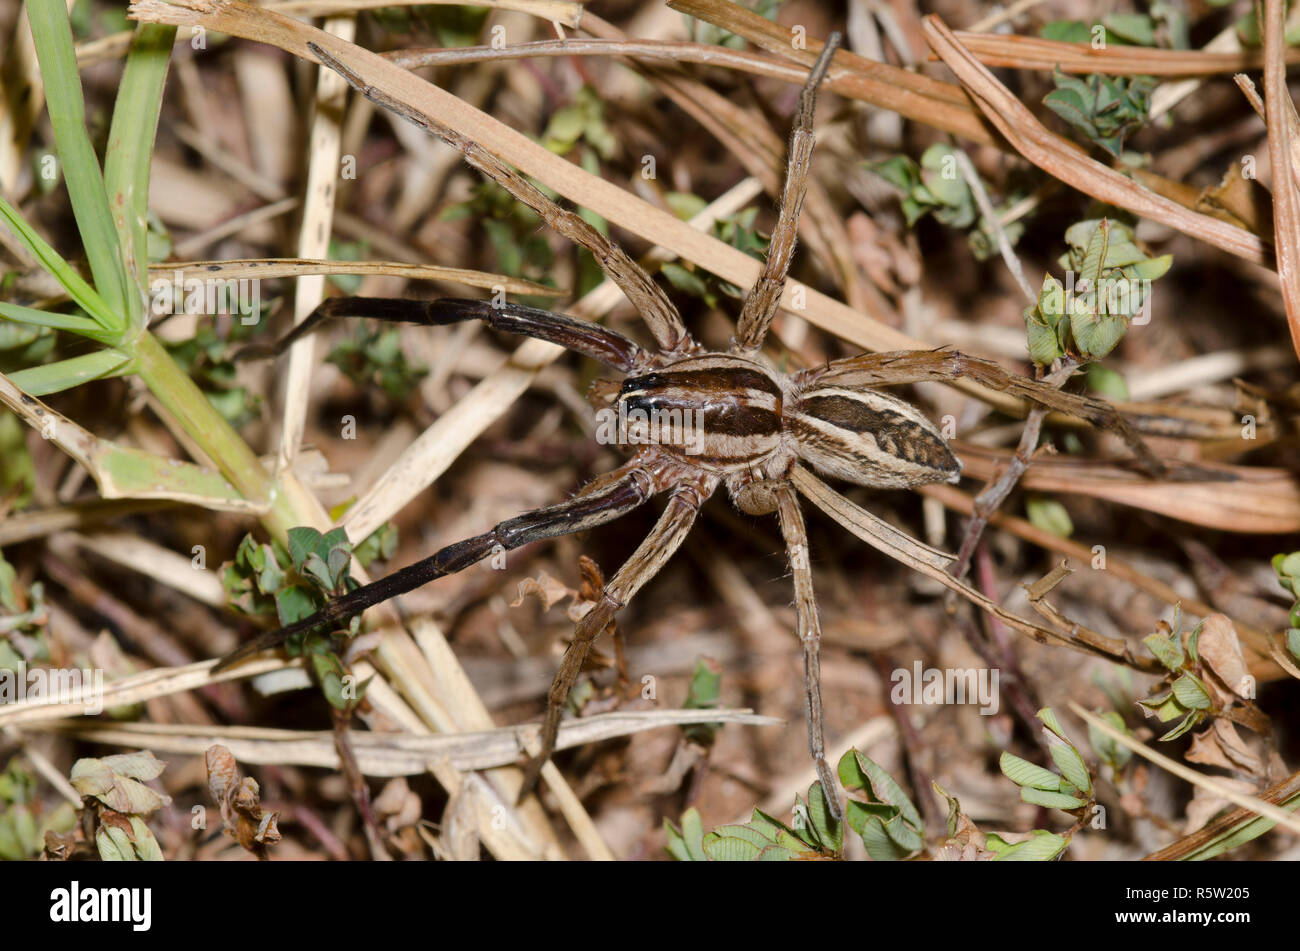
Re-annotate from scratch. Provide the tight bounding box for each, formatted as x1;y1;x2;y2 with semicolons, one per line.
7;349;131;396
25;0;131;330
0;194;118;332
0;301;109;339
104;23;176;329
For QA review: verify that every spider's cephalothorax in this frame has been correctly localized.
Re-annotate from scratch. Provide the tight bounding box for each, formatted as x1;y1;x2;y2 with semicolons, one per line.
225;32;1149;817
611;351;961;513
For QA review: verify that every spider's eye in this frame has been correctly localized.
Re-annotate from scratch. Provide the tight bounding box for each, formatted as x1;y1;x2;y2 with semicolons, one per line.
790;387;961;489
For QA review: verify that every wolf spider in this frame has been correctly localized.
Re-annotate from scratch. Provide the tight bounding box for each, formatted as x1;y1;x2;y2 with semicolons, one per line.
222;34;1155;817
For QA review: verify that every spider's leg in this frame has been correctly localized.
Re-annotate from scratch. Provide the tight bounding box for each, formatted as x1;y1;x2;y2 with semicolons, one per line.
518;473;718;800
307;42;691;355
214;459;660;672
802;349;1167;477
772;481;843;824
236;296;647;372
734;33;841;353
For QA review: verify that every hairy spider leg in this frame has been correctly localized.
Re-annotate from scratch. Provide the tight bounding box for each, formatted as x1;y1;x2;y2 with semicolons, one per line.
214;458;660;671
734;33;841;353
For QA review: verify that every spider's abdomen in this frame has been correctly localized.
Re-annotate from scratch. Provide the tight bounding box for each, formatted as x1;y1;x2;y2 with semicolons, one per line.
611;355;785;469
790;386;961;488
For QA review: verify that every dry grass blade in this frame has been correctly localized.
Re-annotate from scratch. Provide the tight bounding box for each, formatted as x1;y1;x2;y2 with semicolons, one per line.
30;709;781;775
950;31;1300;76
76;0;584;68
1263;0;1300;361
269;0;583;27
280;13;355;469
0;657;284;728
1070;703;1300;838
148;258;561;296
65;530;226;607
922;16;1271;265
954;443;1300;534
666;0;995;145
0;499;177;547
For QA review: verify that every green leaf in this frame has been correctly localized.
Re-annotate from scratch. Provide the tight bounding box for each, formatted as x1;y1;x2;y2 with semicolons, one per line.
1070;310;1128;360
1171;672;1212;710
883;810;924;852
664;191;707;221
1085;363;1129;400
544;104;585;152
275;584;320;628
1276;552;1300;579
659;262;711;301
1025;497;1074;538
682;658;723;744
103;22;176;329
804;781;842;855
847;804;915;861
1020;786;1087;810
999;751;1062;791
0;301;104;337
1087;711;1133;770
1143;632;1185;671
287;527;327;572
1102;13;1156;46
989;829;1069;861
1158;709;1205;741
664;808;707;861
1048;741;1092;797
837;749;922;832
868;155;920;193
25;0;132;327
1025;311;1065;365
1138;688;1184;723
1040;20;1092;44
7;349;131;395
0;194;119;333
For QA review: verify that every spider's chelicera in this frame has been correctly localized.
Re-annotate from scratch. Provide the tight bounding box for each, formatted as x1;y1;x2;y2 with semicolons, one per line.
221;34;1155;815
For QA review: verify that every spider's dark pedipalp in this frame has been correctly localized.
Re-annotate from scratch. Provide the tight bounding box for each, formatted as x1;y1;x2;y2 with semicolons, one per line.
236;296;648;372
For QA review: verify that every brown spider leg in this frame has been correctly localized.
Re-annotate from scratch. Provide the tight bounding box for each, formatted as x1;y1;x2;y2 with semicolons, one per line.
306;42;691;355
518;473;718;800
772;481;843;824
235;296;648;372
214;459;660;672
734;32;841;353
799;348;1168;478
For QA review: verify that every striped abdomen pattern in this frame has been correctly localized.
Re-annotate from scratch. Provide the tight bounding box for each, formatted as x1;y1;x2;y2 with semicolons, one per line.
789;386;960;488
